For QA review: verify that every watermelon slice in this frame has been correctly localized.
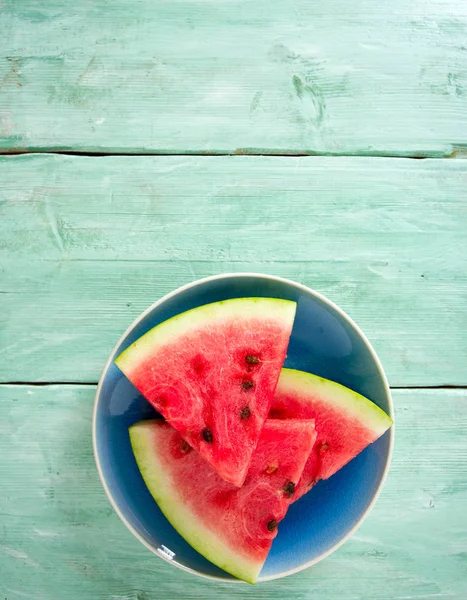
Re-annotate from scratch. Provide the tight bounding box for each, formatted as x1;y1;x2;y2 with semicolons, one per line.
116;298;296;487
129;418;316;583
270;368;393;500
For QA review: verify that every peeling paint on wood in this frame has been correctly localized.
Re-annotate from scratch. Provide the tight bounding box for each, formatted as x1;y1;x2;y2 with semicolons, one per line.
0;0;466;154
0;154;466;385
0;384;465;599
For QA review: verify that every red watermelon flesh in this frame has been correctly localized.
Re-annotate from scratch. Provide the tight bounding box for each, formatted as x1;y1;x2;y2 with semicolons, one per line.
116;298;296;487
129;418;316;583
270;369;393;500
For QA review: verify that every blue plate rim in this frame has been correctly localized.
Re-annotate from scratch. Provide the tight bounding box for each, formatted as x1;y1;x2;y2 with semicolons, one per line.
92;272;394;583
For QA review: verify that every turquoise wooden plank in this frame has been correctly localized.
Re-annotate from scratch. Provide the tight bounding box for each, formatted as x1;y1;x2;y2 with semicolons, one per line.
1;0;466;155
0;384;465;599
1;154;466;385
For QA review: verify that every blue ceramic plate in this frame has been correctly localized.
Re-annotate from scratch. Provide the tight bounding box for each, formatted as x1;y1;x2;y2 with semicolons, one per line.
93;273;394;582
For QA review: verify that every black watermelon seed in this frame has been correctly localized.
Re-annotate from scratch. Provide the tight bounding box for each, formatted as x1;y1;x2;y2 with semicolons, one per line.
202;428;213;443
245;355;260;364
240;406;251;419
283;481;296;497
267;519;278;532
241;380;254;391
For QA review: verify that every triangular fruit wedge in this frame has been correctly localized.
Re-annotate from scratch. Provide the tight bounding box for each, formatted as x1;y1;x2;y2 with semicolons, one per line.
116;298;296;487
129;418;316;583
269;368;393;501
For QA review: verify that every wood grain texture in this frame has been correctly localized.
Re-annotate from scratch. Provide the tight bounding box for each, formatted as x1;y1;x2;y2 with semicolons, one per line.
1;0;467;156
1;154;467;386
0;384;465;600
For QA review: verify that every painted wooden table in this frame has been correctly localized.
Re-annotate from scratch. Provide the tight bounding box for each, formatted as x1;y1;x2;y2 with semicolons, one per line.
1;2;466;599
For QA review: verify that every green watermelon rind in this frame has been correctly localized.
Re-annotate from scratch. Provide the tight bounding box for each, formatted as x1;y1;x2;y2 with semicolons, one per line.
115;297;297;372
129;421;262;584
278;368;393;434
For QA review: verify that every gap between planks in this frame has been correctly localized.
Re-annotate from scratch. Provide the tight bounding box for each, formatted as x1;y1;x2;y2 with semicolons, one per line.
0;148;466;159
1;382;466;390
